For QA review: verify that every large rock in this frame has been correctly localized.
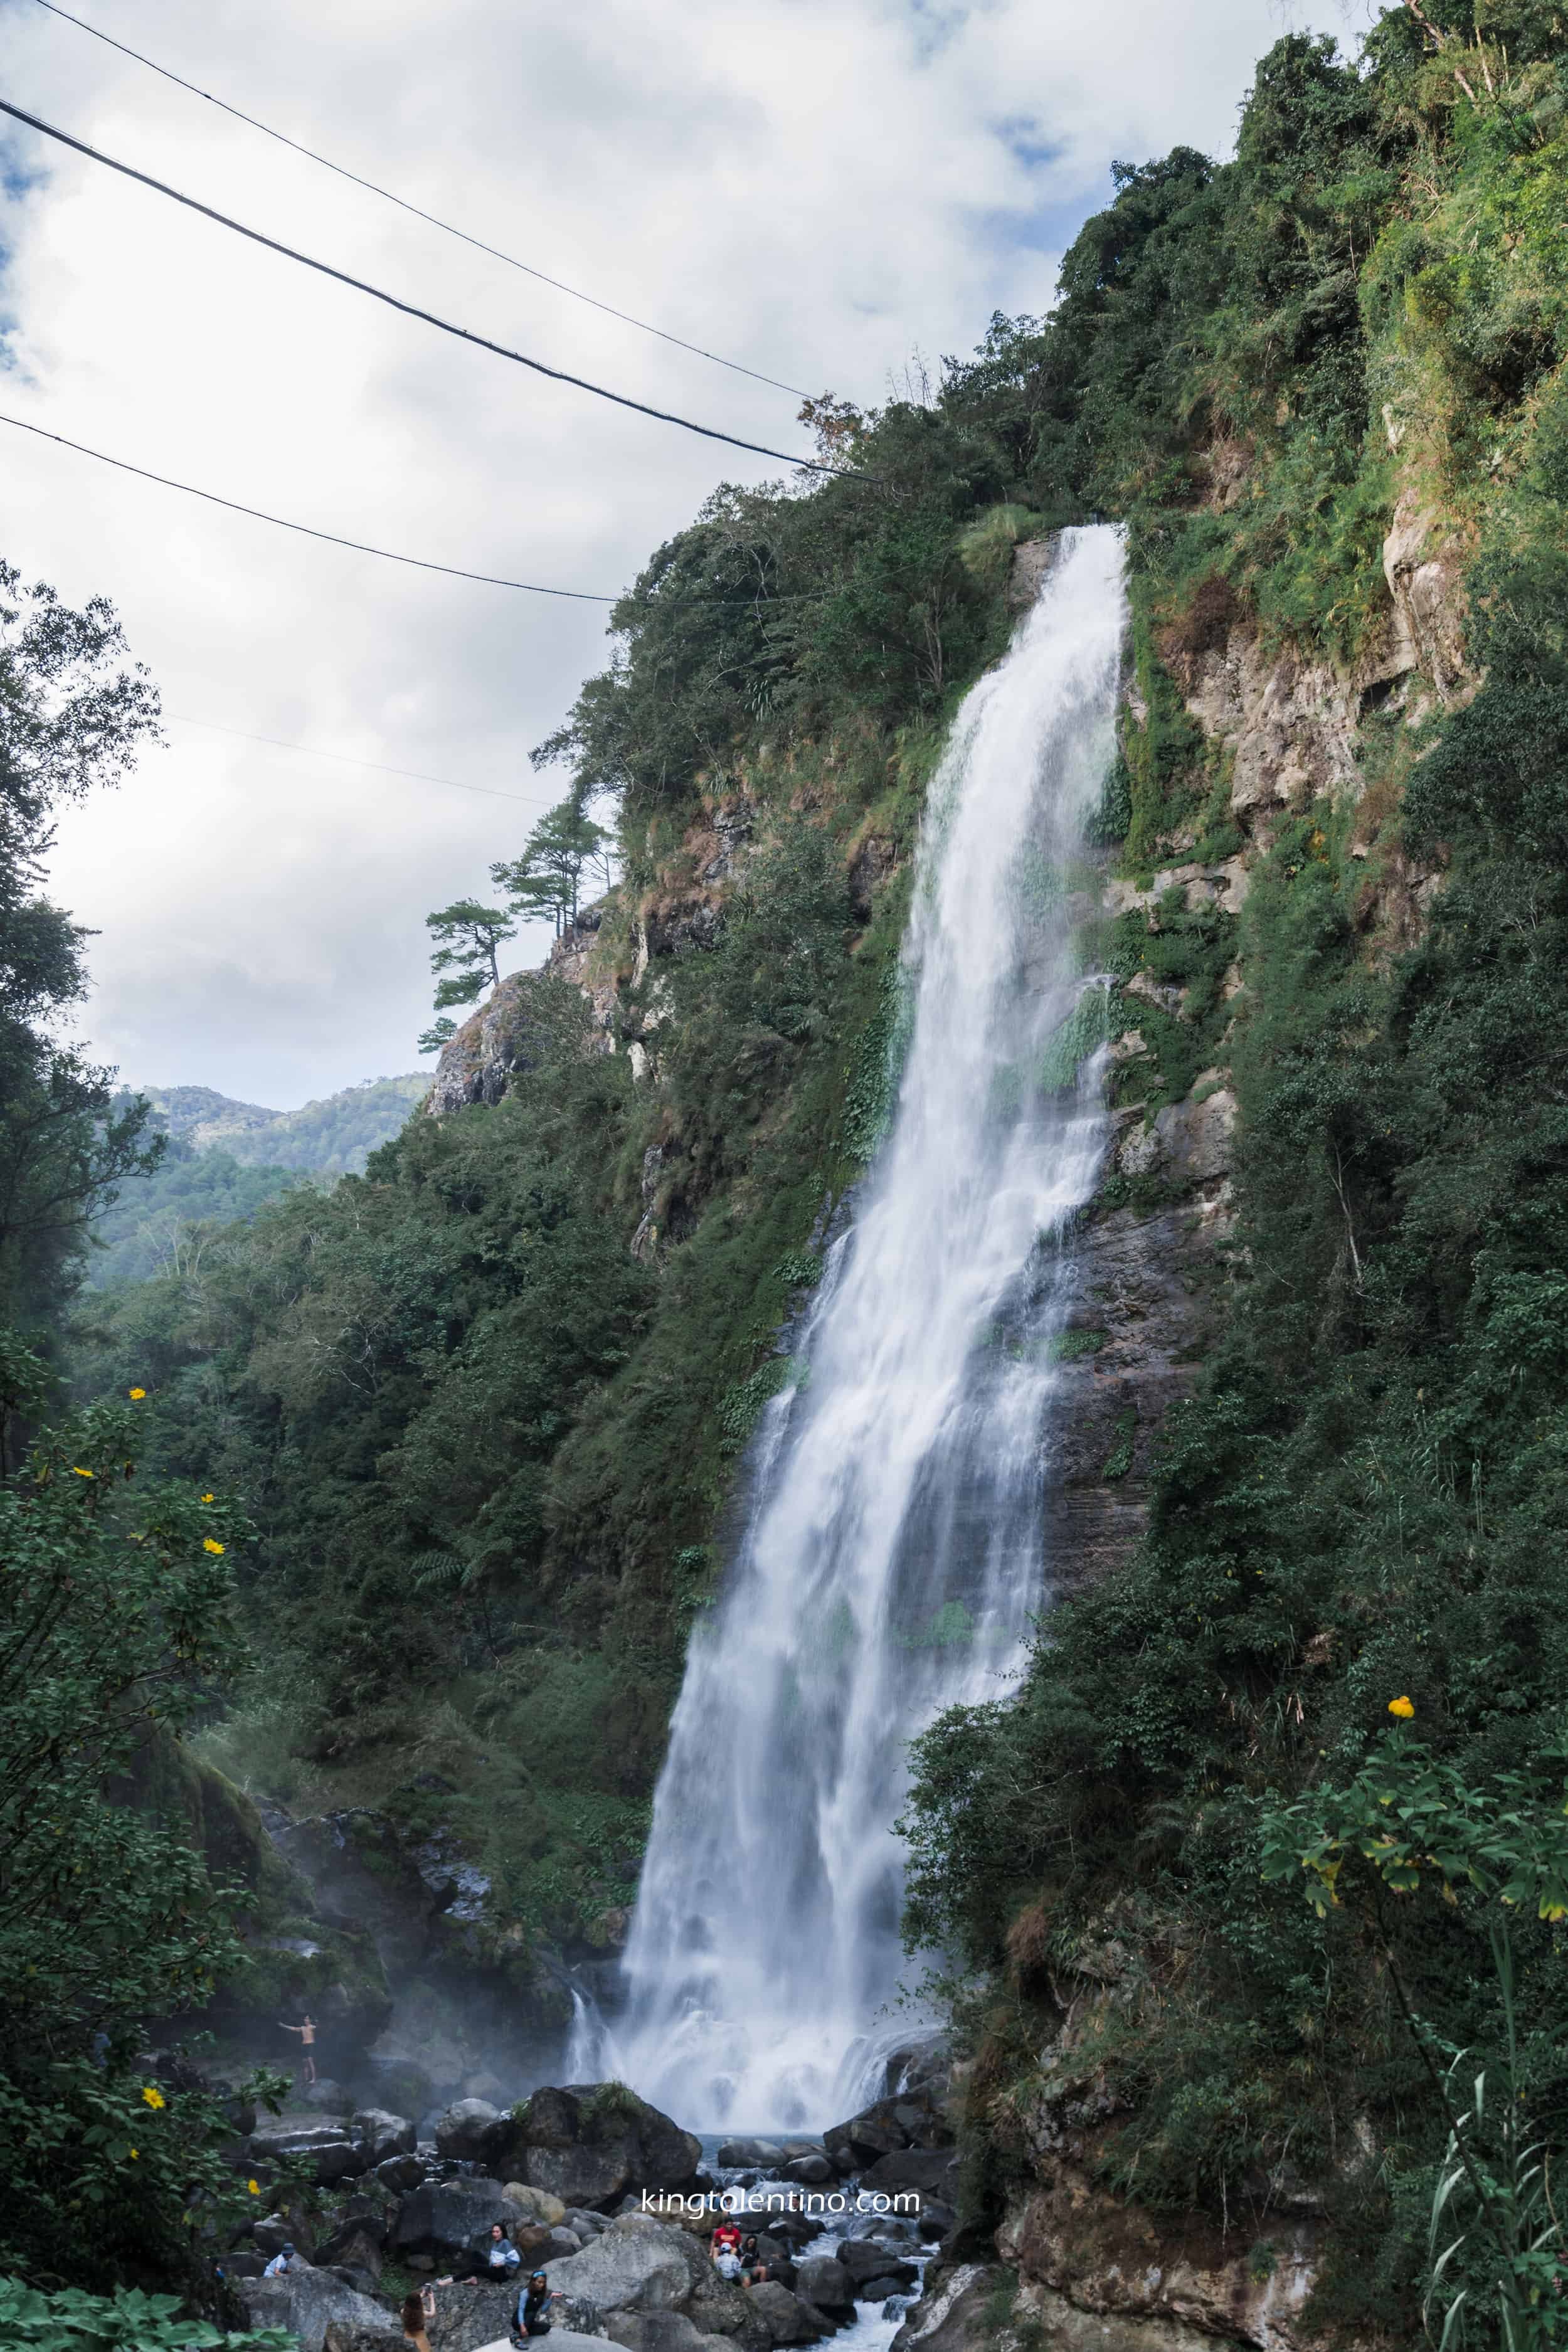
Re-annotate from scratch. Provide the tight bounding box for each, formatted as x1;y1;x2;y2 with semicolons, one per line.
837;2242;918;2290
543;2225;694;2313
793;2259;856;2316
237;2260;393;2352
251;2118;371;2186
824;2088;950;2171
861;2149;958;2201
717;2139;784;2169
745;2282;830;2346
511;2085;701;2210
437;2096;509;2163
604;2316;733;2352
504;2181;569;2227
353;2106;416;2162
395;2178;522;2264
889;2264;1002;2352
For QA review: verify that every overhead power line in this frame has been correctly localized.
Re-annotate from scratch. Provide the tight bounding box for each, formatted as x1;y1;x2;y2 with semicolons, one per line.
0;408;618;599
0;97;866;479
0;408;842;608
166;712;564;810
28;0;813;403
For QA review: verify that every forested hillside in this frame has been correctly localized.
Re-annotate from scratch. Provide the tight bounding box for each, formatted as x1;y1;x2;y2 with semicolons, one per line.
7;0;1568;2336
83;1075;428;1288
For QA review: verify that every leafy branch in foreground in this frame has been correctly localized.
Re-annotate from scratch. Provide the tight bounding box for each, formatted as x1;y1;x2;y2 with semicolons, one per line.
0;1339;275;2289
1262;1709;1568;2349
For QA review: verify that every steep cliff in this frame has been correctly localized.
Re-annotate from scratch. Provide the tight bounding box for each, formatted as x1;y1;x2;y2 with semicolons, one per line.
66;8;1568;2338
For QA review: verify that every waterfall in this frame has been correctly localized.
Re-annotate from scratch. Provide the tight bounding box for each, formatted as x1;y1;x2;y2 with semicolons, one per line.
610;526;1127;2129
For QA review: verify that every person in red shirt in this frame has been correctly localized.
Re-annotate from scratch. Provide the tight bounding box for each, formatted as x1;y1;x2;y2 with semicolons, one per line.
711;2218;744;2272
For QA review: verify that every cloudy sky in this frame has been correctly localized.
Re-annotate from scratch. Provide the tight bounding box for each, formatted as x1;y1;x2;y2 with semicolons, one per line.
1;0;1344;1108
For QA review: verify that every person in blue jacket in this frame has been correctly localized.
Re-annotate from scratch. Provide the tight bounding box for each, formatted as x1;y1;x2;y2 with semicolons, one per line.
484;2223;523;2280
513;2272;564;2341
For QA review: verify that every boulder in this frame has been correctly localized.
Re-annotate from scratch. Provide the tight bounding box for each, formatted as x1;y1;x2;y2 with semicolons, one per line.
221;2252;265;2280
437;2097;507;2163
793;2260;856;2316
717;2139;783;2169
322;2327;405;2352
837;2243;918;2291
824;2089;951;2171
888;2264;1003;2352
377;2151;426;2192
605;2316;734;2352
565;2208;612;2238
395;2179;522;2263
860;2277;916;2303
543;2226;692;2313
511;2085;701;2210
860;2150;958;2201
504;2183;569;2228
236;2260;393;2352
315;2222;384;2280
781;2156;832;2186
353;2107;416;2162
744;2282;829;2346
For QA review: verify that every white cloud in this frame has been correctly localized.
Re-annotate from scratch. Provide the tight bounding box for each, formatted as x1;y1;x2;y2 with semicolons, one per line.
1;0;1329;1104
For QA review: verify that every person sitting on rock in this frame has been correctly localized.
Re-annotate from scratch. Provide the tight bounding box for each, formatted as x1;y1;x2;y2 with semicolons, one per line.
513;2272;564;2343
262;2242;296;2278
486;2223;523;2279
711;2217;743;2267
278;2014;317;2086
741;2234;770;2285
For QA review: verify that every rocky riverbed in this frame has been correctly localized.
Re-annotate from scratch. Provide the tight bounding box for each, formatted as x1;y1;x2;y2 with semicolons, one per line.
218;2075;961;2352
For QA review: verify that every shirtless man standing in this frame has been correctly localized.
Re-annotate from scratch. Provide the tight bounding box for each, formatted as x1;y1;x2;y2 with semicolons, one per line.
279;2013;317;2085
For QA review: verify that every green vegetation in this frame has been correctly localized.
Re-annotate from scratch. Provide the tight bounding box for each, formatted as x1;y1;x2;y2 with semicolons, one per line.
10;1;1568;2334
0;564;162;1344
0;1341;282;2296
901;12;1568;2340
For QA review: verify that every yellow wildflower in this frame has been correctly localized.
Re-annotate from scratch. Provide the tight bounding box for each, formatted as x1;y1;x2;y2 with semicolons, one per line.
201;1492;215;1503
129;1387;146;1401
248;2179;260;2195
129;2149;138;2160
142;2084;166;2110
203;1537;225;1556
1388;1695;1415;1720
72;1467;94;1479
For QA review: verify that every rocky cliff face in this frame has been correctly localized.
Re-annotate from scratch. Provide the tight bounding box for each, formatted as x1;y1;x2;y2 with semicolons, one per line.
425;908;615;1115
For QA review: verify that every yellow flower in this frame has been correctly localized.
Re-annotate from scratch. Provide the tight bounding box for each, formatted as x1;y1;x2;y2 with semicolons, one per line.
142;2084;166;2110
203;1537;225;1555
129;2148;138;2160
248;2179;260;2195
1388;1696;1415;1720
129;1387;146;1401
72;1467;94;1479
201;1492;215;1503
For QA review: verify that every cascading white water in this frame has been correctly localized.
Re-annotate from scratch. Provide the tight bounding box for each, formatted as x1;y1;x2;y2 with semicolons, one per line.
605;526;1128;2129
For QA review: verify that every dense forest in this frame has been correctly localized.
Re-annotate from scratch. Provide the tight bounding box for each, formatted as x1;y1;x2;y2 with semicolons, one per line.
5;1;1568;2342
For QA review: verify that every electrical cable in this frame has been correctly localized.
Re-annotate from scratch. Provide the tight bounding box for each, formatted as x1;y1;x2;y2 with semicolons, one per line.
28;0;814;402
0;97;869;479
0;408;617;599
165;712;566;810
1;407;847;608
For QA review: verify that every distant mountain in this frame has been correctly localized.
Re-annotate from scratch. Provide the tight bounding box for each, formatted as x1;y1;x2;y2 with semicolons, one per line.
87;1074;428;1290
134;1074;429;1175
